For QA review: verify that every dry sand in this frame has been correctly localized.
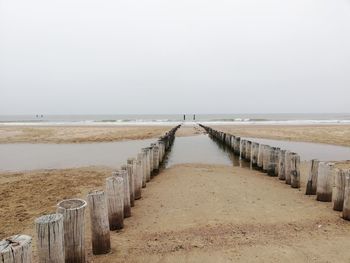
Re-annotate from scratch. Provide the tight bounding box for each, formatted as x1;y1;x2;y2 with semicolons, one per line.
2;163;350;262
215;124;350;147
93;163;350;263
2;124;350;147
0;166;113;239
0;125;175;143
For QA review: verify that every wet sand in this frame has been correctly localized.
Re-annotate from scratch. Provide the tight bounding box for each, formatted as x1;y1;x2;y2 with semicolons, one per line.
215;124;350;147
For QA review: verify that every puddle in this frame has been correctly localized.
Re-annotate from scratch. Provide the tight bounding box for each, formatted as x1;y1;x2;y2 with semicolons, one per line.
243;137;350;161
0;134;349;172
165;135;247;168
0;139;155;172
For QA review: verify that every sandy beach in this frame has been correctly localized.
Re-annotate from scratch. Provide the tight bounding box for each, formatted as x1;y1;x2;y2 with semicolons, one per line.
1;124;350;262
2;162;350;262
215;124;350;147
1;124;350;147
0;125;175;143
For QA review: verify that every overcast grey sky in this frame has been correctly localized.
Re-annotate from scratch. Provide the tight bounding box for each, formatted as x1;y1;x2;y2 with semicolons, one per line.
0;0;349;114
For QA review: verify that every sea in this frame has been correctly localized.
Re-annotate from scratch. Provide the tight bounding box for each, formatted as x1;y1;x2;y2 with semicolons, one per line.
0;113;350;126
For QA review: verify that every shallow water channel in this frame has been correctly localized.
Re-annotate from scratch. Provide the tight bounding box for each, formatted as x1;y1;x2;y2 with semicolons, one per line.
0;135;349;172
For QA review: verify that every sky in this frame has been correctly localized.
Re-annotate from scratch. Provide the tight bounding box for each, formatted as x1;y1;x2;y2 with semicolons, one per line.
0;0;350;115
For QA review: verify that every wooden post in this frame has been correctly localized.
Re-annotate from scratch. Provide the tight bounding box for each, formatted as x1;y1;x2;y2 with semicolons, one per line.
240;140;246;160
134;154;143;199
234;137;241;155
278;150;286;180
105;176;124;230
257;144;265;169
262;145;271;173
158;141;165;163
284;151;292;185
342;171;350;220
305;159;320;195
142;148;151;182
87;190;111;255
245;141;252;161
251;142;259;168
113;170;131;218
148;147;154;177
0;235;32;263
332;169;347;211
267;147;278;176
35;214;64;263
274;148;280;176
230;135;235;151
57;199;87;263
290;153;301;188
153;145;160;175
316;162;334;202
127;158;135;207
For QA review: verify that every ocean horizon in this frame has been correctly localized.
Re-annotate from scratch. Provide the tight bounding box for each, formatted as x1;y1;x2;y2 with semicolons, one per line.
1;113;350;126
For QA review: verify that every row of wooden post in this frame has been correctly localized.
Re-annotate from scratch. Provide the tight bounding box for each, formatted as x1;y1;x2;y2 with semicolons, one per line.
0;125;181;263
200;124;350;221
200;124;301;188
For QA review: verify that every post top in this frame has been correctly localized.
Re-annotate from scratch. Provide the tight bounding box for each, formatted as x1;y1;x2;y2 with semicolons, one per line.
57;198;87;210
35;213;63;224
0;235;32;252
88;189;104;196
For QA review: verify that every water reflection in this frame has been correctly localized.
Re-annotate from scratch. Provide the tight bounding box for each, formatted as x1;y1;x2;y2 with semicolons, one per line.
165;134;250;168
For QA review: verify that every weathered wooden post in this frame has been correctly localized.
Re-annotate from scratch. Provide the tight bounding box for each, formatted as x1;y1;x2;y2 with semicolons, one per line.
305;159;320;195
113;170;131;218
87;190;111;255
316;162;334;202
142;148;150;182
142;151;147;187
257;144;264;169
35;214;64;263
148;147;154;177
342;171;350;220
273;148;280;176
284;151;292;185
106;176;124;230
278;150;286;180
267;147;278;176
134;154;143;199
234;137;241;155
240;140;246;159
153;145;160;175
262;145;271;173
251;142;259;168
290;153;301;188
158;141;165;163
127;158;135;207
230;135;235;151
0;235;32;263
57;199;87;263
332;169;347;211
245;140;252;161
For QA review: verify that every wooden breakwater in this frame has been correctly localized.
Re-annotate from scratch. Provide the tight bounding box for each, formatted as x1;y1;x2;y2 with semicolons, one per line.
0;125;180;263
199;124;350;220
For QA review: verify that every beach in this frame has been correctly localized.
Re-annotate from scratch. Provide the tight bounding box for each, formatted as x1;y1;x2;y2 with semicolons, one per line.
214;124;350;147
0;125;174;143
1;124;350;262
